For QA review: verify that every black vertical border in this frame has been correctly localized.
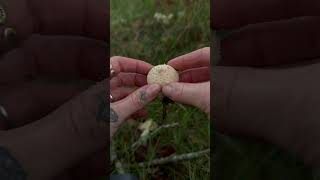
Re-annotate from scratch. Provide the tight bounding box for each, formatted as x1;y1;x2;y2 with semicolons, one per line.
106;0;111;179
210;0;214;178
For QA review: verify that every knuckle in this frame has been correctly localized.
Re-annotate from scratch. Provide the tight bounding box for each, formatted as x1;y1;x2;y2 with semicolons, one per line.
130;91;144;107
110;56;122;60
175;84;184;100
66;93;106;143
199;85;210;113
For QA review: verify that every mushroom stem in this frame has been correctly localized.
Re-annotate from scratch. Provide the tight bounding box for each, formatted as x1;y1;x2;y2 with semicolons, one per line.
162;96;173;121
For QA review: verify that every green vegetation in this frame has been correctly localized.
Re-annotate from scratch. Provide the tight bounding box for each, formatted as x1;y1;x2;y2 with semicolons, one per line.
111;0;210;179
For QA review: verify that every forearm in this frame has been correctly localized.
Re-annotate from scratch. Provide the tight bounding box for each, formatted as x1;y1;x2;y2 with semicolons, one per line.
213;62;320;167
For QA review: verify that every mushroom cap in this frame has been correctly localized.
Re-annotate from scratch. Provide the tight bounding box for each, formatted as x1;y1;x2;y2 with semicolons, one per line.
147;64;179;86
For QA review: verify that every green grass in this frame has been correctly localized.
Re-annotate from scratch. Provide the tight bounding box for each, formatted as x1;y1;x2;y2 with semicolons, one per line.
111;0;210;179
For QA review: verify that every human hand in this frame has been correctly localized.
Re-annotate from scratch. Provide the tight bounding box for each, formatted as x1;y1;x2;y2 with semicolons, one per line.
110;56;161;138
212;0;320;167
0;0;108;179
162;47;210;115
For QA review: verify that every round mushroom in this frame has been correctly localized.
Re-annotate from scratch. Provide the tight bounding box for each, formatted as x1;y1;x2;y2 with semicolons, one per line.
147;64;179;86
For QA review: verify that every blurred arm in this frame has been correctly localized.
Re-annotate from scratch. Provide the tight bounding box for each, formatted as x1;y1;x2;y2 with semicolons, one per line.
213;62;320;167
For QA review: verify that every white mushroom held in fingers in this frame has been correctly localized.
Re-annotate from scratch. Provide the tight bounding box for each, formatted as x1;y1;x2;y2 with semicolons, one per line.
147;64;179;86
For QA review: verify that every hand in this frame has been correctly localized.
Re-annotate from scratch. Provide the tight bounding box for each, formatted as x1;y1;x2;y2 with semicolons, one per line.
0;0;108;179
162;47;210;115
110;56;161;138
212;0;320;67
212;0;320;167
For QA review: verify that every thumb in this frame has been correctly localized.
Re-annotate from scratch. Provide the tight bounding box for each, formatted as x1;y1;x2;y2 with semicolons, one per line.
0;79;110;180
162;82;210;114
110;84;161;136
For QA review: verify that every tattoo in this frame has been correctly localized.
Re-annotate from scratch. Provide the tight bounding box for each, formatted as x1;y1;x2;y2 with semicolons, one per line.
110;108;118;123
96;97;108;123
139;91;148;103
95;91;119;123
0;146;27;180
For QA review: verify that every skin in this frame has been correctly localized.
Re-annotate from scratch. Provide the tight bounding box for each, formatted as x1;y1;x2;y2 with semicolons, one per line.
212;0;320;168
109;56;161;139
162;47;211;116
109;108;118;123
0;0;107;179
0;1;159;180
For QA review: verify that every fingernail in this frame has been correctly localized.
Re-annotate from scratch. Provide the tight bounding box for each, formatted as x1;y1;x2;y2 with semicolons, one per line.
147;84;161;96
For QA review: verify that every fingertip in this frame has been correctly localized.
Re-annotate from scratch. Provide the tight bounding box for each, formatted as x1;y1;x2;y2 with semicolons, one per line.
167;59;174;66
162;84;174;96
110;56;121;74
147;84;161;97
142;62;153;71
167;59;179;69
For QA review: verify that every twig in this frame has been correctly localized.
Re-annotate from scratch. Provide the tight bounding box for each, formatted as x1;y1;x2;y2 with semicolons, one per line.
131;122;179;150
178;104;187;110
137;149;210;167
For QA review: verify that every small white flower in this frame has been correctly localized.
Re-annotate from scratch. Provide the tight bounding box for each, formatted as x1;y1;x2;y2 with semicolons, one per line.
119;18;126;23
153;12;174;25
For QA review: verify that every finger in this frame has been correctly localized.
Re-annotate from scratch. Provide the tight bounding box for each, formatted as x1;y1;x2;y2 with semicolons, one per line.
110;84;161;136
180;67;210;83
111;87;137;101
212;0;320;29
0;79;108;179
162;82;210;114
219;16;320;66
110;56;153;75
0;0;108;42
0;79;93;129
0;35;107;84
110;73;147;89
168;47;210;71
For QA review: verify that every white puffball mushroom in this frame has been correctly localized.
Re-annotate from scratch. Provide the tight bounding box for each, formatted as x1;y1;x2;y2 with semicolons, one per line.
147;64;179;86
